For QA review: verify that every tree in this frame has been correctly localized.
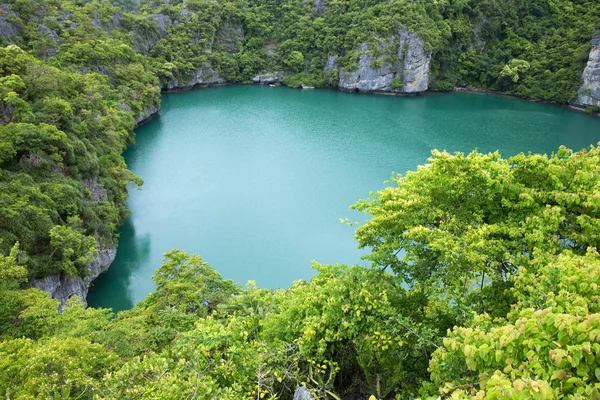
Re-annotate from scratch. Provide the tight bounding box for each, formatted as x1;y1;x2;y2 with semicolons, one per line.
285;50;305;73
499;59;530;84
49;223;97;277
353;147;600;318
427;250;600;399
0;336;117;399
145;250;240;315
0;242;26;290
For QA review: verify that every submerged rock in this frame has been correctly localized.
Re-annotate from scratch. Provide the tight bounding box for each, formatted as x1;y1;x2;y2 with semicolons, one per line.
338;29;431;94
577;32;600;108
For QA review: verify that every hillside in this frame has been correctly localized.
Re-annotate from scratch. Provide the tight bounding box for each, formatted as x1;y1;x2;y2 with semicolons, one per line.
0;0;600;398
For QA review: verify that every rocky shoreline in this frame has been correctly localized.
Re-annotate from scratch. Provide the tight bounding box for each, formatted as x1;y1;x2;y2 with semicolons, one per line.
34;26;599;308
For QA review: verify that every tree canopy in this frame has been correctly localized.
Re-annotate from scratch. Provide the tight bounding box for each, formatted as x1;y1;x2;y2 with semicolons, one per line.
0;147;598;399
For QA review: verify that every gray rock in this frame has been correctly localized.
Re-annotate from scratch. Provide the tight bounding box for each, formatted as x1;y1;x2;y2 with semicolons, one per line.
38;24;61;57
91;11;122;32
82;177;108;202
19;153;46;169
399;30;431;93
180;8;192;22
32;177;118;307
32;274;88;308
84;239;117;286
315;0;325;14
31;239;116;307
338;29;431;94
19;153;65;175
131;29;161;55
265;43;277;57
137;104;160;124
118;98;159;125
252;72;283;84
577;32;600;108
324;55;338;84
325;55;338;72
150;14;172;37
166;67;226;90
117;99;131;113
293;387;315;400
0;5;17;42
0;101;13;124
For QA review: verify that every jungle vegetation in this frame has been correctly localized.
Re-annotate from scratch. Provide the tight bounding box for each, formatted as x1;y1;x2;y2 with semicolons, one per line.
0;0;599;398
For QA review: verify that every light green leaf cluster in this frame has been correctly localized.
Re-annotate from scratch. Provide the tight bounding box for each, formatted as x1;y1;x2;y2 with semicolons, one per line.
428;250;600;399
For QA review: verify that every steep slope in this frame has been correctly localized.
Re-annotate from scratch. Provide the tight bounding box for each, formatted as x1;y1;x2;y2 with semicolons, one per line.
578;32;600;109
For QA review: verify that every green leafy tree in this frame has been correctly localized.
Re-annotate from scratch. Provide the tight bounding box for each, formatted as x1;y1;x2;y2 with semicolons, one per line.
145;249;240;315
499;59;531;84
49;223;97;277
353;147;600;319
427;250;600;399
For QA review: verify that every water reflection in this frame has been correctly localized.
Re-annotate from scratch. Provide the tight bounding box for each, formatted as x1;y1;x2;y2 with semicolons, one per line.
87;218;151;311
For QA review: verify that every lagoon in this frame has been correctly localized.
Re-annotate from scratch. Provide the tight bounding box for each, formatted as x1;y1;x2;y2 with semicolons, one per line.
87;86;600;311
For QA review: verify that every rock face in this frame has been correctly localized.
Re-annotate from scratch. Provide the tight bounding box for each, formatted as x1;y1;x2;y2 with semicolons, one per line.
137;104;160;125
32;176;117;307
32;275;88;307
577;32;600;108
84;240;117;286
31;241;116;307
293;387;315;400
338;29;431;94
82;177;108;202
0;5;17;42
166;67;226;90
252;72;283;84
150;14;172;37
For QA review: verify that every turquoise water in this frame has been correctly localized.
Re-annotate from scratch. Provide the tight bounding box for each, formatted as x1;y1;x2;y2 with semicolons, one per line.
87;86;600;311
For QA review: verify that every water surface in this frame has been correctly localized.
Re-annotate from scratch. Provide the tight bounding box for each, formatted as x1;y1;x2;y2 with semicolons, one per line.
87;86;600;311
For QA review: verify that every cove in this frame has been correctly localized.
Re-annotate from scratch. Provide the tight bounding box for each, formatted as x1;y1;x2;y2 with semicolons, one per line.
87;86;600;311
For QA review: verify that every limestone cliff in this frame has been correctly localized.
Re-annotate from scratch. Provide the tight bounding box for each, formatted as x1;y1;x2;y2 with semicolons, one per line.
0;5;17;43
137;104;160;125
252;72;284;84
338;30;431;94
31;177;118;306
32;240;116;307
577;32;600;108
166;67;226;90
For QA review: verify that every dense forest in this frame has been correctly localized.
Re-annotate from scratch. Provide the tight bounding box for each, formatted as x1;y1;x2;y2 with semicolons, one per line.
0;0;600;398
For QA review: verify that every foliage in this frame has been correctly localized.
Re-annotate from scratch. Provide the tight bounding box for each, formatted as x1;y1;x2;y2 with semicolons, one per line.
143;249;240;315
427;249;600;399
353;147;600;319
391;76;404;91
585;105;600;114
0;0;599;398
499;59;531;84
0;147;598;398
